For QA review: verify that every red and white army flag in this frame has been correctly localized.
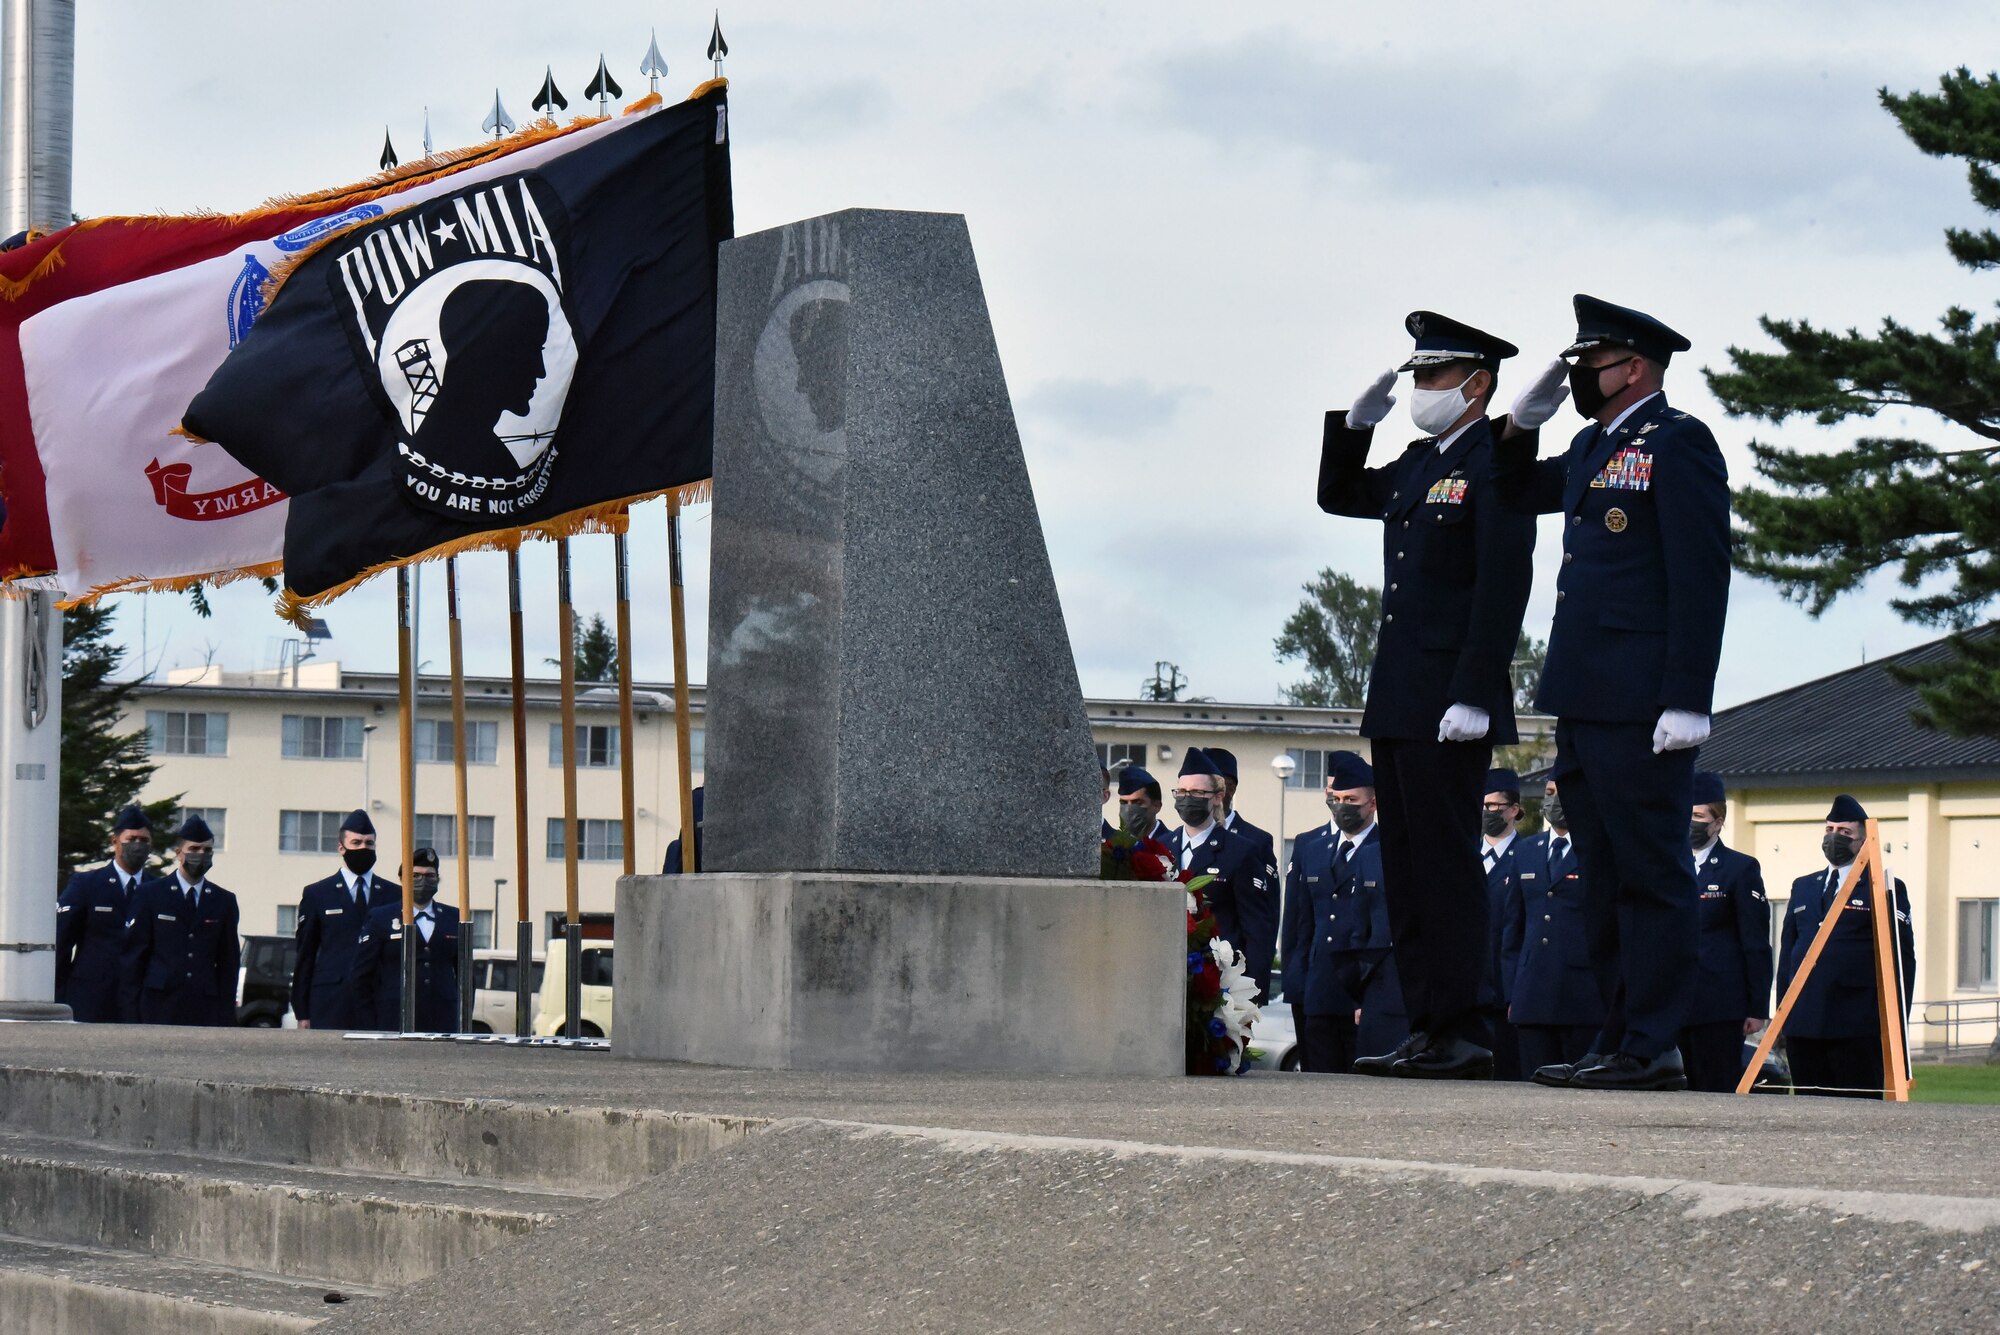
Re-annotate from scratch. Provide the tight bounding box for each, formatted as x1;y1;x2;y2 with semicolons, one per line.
15;100;657;601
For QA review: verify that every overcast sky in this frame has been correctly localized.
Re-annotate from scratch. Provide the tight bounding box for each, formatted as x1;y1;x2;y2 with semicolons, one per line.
70;1;2000;710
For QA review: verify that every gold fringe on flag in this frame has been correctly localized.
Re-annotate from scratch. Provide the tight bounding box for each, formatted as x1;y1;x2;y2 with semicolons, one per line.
268;480;713;629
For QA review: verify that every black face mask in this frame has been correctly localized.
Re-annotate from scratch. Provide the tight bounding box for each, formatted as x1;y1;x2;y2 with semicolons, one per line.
1568;355;1635;418
1823;831;1857;866
1331;802;1370;836
343;847;377;875
1543;796;1567;831
1689;819;1715;849
180;851;213;878
1174;795;1213;826
1118;803;1152;836
1481;809;1512;839
412;874;439;905
115;840;151;872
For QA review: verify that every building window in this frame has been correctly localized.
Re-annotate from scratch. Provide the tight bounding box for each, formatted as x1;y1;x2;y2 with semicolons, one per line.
277;905;298;937
690;726;705;774
470;909;495;950
412;813;496;859
147;710;228;756
1094;742;1151;776
278;810;347;854
172;807;227;850
548;724;620;768
546;817;624;862
1958;899;1998;992
281;714;365;759
417;718;499;764
1283;748;1360;790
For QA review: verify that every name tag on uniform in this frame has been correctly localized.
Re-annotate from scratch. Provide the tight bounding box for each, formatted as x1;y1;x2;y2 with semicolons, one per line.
389;931;404;941
325;907;344;916
1520;873;1537;881
1590;447;1653;491
1364;880;1377;888
1305;875;1320;883
157;913;176;922
203;918;220;926
1425;475;1469;505
96;905;114;912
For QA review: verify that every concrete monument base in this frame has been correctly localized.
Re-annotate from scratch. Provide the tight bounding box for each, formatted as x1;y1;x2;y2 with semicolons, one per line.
613;872;1185;1076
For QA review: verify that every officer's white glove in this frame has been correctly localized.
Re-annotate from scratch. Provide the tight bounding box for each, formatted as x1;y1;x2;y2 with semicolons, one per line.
1652;709;1711;754
1508;357;1571;430
1438;703;1491;743
1344;368;1399;429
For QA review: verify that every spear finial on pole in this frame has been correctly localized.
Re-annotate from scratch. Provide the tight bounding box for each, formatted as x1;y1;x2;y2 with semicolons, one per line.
707;12;729;80
585;54;622;118
640;29;668;95
482;89;516;140
532;66;568;119
422;106;433;157
379;127;397;171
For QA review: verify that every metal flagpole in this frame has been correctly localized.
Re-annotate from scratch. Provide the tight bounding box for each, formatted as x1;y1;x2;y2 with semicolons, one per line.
615;521;637;878
668;495;697;871
447;558;474;1031
0;0;73;1021
507;549;533;1035
397;568;419;1033
557;538;582;1038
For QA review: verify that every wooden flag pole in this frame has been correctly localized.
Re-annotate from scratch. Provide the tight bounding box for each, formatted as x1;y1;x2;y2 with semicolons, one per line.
1865;821;1913;1101
668;493;697;871
396;568;418;1034
447;557;474;1032
507;549;533;1036
557;537;582;1039
1735;820;1902;1097
615;521;637;878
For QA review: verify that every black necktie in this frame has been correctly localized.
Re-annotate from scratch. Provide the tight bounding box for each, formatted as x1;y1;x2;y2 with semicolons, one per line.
1551;837;1567;868
354;877;366;908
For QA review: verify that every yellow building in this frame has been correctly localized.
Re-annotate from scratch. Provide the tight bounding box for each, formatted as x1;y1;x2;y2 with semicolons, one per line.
1702;635;2000;1055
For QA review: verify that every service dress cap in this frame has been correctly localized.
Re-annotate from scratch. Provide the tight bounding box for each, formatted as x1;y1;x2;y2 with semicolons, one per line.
340;808;376;837
1562;294;1692;365
1178;747;1222;779
1327;750;1375;790
1692;771;1727;807
1398;310;1520;371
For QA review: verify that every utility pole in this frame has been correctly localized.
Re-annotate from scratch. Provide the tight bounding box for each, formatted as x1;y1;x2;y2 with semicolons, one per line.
0;0;72;1019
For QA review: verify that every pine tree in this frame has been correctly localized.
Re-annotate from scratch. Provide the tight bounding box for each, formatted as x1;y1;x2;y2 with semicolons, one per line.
575;613;617;682
1274;571;1380;708
1706;67;2000;734
59;604;177;886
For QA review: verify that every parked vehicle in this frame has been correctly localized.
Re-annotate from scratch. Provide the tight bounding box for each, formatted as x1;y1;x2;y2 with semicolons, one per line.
237;934;299;1028
468;949;546;1034
532;940;614;1038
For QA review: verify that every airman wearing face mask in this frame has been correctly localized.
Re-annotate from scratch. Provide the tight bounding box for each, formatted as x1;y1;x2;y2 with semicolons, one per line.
1674;771;1773;1093
56;805;155;1022
1318;311;1538;1082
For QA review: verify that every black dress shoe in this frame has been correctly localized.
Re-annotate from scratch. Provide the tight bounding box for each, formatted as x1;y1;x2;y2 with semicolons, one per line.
1352;1031;1428;1077
1392;1034;1494;1081
1569;1049;1688;1092
1530;1053;1603;1088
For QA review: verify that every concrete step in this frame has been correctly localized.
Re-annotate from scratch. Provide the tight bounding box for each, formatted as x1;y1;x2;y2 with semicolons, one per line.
0;1065;756;1193
0;1233;386;1335
0;1128;584;1288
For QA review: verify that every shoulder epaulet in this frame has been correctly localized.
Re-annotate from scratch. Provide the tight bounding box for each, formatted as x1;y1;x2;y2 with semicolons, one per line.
1672;411;1688;420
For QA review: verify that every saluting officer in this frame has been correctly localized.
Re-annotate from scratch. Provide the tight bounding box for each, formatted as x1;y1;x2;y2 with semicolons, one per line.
56;805;153;1022
1493;296;1731;1092
353;848;463;1032
1281;776;1339;1041
1777;795;1916;1100
1678;771;1774;1093
1479;768;1526;1080
1500;780;1604;1076
291;809;399;1030
1174;747;1278;1003
1319;312;1537;1079
119;815;240;1026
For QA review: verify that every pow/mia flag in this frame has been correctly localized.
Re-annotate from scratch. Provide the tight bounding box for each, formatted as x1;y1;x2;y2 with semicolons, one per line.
183;83;732;601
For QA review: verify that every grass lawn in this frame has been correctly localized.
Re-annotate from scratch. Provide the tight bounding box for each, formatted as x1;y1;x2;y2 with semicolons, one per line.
1910;1063;2000;1104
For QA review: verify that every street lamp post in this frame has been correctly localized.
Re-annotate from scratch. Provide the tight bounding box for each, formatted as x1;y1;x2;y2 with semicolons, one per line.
1270;751;1298;989
492;878;507;952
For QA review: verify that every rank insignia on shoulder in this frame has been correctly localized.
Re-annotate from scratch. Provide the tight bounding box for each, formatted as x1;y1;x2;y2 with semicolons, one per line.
1425;475;1470;505
1605;507;1628;532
